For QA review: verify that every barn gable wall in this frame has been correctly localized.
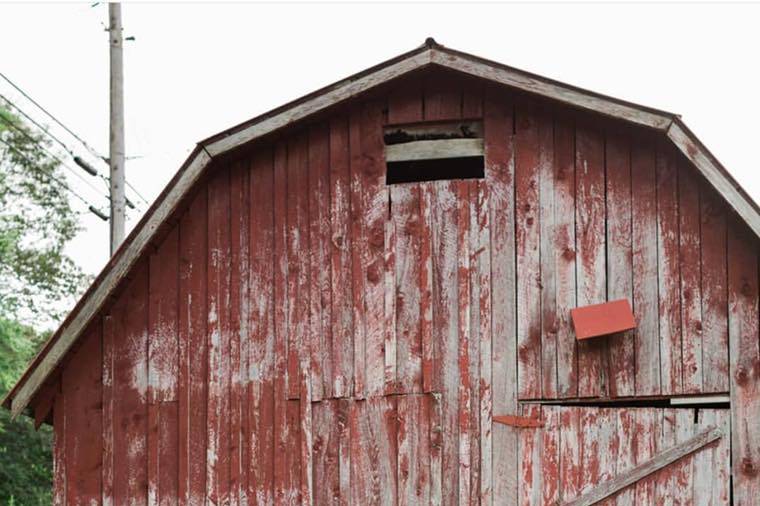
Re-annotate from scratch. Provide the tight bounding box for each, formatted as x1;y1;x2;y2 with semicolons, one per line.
50;70;759;504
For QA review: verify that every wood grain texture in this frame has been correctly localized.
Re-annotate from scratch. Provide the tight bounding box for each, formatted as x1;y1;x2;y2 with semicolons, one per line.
575;123;608;398
605;130;635;398
656;150;683;395
484;90;518;504
515;101;543;400
728;218;760;505
631;141;660;396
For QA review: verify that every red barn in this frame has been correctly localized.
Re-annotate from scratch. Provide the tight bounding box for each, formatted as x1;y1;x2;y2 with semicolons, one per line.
4;39;760;505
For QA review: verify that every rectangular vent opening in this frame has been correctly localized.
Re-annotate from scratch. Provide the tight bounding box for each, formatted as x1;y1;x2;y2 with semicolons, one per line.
384;121;484;185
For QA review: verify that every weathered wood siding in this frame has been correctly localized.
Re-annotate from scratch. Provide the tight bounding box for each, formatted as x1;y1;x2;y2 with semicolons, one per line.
48;70;756;504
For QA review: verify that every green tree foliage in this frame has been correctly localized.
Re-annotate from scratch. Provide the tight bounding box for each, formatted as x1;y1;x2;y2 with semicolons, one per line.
0;320;52;506
0;107;85;322
0;106;88;504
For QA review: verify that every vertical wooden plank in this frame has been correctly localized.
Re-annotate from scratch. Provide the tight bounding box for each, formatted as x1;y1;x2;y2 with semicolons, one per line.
230;161;250;505
329;116;353;398
312;400;341;506
285;400;302;505
64;327;103;505
456;180;472;506
387;81;423;125
179;190;208;506
701;409;731;505
634;408;658;504
385;212;398;395
656;150;683;395
348;108;367;399
350;397;398;506
430;180;460;505
103;316;114;506
514;101;542;400
462;84;483;118
541;406;560;506
631;142;660;396
554;116;578;399
606;130;635;398
419;182;434;394
430;392;443;506
273;141;290;504
679;163;704;395
392;184;423;394
207;167;231;505
673;409;696;506
467;179;482;505
398;394;432;506
485;89;518;504
113;264;149;505
249;149;275;505
538;108;558;399
424;76;461;122
300;373;314;506
148;227;180;506
577;408;599;498
53;388;66;506
360;100;388;398
388;73;426;397
518;404;543;505
309;124;332;401
575;123;608;398
654;409;677;504
692;408;715;505
700;184;729;393
286;134;309;400
337;399;351;506
728;219;760;505
614;408;636;506
559;407;581;503
475;176;493;506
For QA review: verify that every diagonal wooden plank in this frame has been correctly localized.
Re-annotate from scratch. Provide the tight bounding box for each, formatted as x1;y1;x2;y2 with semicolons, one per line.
562;425;723;506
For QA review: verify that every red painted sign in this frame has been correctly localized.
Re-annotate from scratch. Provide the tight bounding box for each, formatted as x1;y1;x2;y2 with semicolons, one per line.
571;299;636;340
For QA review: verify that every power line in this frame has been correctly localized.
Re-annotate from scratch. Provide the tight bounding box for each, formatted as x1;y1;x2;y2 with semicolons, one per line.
0;136;108;220
0;71;104;161
0;112;111;204
0;90;148;207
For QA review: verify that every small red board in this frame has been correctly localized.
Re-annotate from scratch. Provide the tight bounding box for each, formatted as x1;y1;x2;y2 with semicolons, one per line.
570;299;636;340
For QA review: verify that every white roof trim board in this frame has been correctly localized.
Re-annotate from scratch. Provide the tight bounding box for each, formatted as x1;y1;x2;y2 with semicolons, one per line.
5;39;759;418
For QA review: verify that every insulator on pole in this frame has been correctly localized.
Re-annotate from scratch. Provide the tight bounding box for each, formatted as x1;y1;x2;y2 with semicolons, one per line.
89;205;109;221
74;155;98;176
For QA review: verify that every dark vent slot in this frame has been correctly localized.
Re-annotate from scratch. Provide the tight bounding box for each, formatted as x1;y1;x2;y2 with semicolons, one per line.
386;156;484;185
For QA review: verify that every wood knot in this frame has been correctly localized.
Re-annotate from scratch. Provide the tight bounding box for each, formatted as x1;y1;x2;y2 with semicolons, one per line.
735;365;749;386
741;457;759;477
742;282;753;297
366;260;382;284
369;224;384;249
563;247;576;261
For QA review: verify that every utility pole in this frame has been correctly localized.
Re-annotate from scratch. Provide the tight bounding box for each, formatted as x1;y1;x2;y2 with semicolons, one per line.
108;3;126;255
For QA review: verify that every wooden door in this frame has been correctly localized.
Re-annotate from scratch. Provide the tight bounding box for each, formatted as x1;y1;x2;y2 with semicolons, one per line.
511;406;730;505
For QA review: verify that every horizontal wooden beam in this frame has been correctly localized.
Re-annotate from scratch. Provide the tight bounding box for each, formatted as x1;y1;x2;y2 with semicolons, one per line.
670;394;730;406
562;425;723;506
385;138;483;162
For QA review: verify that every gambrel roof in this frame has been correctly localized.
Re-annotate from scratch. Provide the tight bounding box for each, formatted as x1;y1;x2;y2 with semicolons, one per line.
5;38;759;418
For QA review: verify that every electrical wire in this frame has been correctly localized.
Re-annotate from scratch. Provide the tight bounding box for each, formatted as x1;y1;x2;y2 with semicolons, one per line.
0;136;108;220
0;78;151;206
0;113;111;204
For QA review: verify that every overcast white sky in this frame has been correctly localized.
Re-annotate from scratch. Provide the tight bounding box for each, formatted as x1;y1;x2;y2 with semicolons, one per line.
1;1;759;281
